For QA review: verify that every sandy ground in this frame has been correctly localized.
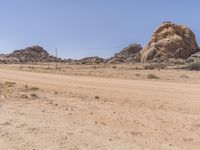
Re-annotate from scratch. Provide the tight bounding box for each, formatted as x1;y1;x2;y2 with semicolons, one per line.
1;63;200;83
0;66;200;150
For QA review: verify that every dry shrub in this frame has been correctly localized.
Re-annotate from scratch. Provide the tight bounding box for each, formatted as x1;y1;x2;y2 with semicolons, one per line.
95;96;100;99
31;93;38;98
144;63;166;70
29;87;39;91
20;94;28;99
147;74;160;79
180;74;189;78
135;73;140;77
5;81;16;87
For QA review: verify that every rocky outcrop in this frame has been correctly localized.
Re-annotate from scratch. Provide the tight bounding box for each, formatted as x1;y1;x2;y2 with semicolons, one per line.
64;57;105;65
107;44;142;63
79;57;105;64
4;45;62;63
140;22;199;62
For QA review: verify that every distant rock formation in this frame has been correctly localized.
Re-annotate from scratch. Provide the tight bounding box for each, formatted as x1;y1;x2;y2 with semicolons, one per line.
0;45;62;63
140;22;199;62
61;57;105;65
107;44;142;63
79;56;105;64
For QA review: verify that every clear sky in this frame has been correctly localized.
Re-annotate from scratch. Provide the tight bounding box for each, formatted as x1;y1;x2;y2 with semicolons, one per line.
0;0;199;59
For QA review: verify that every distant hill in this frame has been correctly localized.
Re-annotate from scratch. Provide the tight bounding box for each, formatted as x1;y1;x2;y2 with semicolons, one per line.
0;45;62;63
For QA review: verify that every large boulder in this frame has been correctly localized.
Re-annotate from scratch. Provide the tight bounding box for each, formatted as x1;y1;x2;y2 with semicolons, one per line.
107;43;142;63
140;22;199;62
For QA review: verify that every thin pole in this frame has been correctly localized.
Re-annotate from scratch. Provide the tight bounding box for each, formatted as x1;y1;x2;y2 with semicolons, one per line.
55;48;58;69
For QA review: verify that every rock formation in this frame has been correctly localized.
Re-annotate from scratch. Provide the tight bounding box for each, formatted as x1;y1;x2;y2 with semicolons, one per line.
107;44;142;63
1;45;62;63
140;22;199;62
79;56;105;64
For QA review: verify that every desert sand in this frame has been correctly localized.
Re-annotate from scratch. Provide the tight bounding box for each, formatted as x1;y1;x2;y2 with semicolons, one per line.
0;65;200;150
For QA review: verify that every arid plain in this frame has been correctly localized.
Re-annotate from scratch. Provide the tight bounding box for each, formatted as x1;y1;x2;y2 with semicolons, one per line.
0;64;200;150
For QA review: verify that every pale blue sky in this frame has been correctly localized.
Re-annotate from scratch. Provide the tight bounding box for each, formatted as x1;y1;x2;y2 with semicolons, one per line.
0;0;199;59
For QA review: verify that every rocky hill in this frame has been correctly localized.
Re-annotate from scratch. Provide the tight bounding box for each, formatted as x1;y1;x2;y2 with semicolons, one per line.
140;22;199;62
0;46;62;63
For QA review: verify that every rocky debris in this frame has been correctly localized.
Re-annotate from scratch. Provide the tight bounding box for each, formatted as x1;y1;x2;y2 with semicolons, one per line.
63;57;105;65
140;22;199;62
0;57;18;64
182;61;200;71
63;59;79;65
143;63;167;70
79;57;105;64
0;54;5;63
0;54;19;64
1;46;62;63
107;44;142;64
186;52;200;63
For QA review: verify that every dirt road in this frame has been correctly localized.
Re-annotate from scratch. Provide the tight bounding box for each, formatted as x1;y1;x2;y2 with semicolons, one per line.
0;69;200;150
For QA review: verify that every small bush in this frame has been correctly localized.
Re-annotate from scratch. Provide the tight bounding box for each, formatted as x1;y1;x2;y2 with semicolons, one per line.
180;74;189;78
95;96;100;99
144;64;166;70
147;74;159;79
30;93;38;98
135;73;140;77
20;94;28;99
81;61;86;65
29;87;39;91
112;66;117;69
